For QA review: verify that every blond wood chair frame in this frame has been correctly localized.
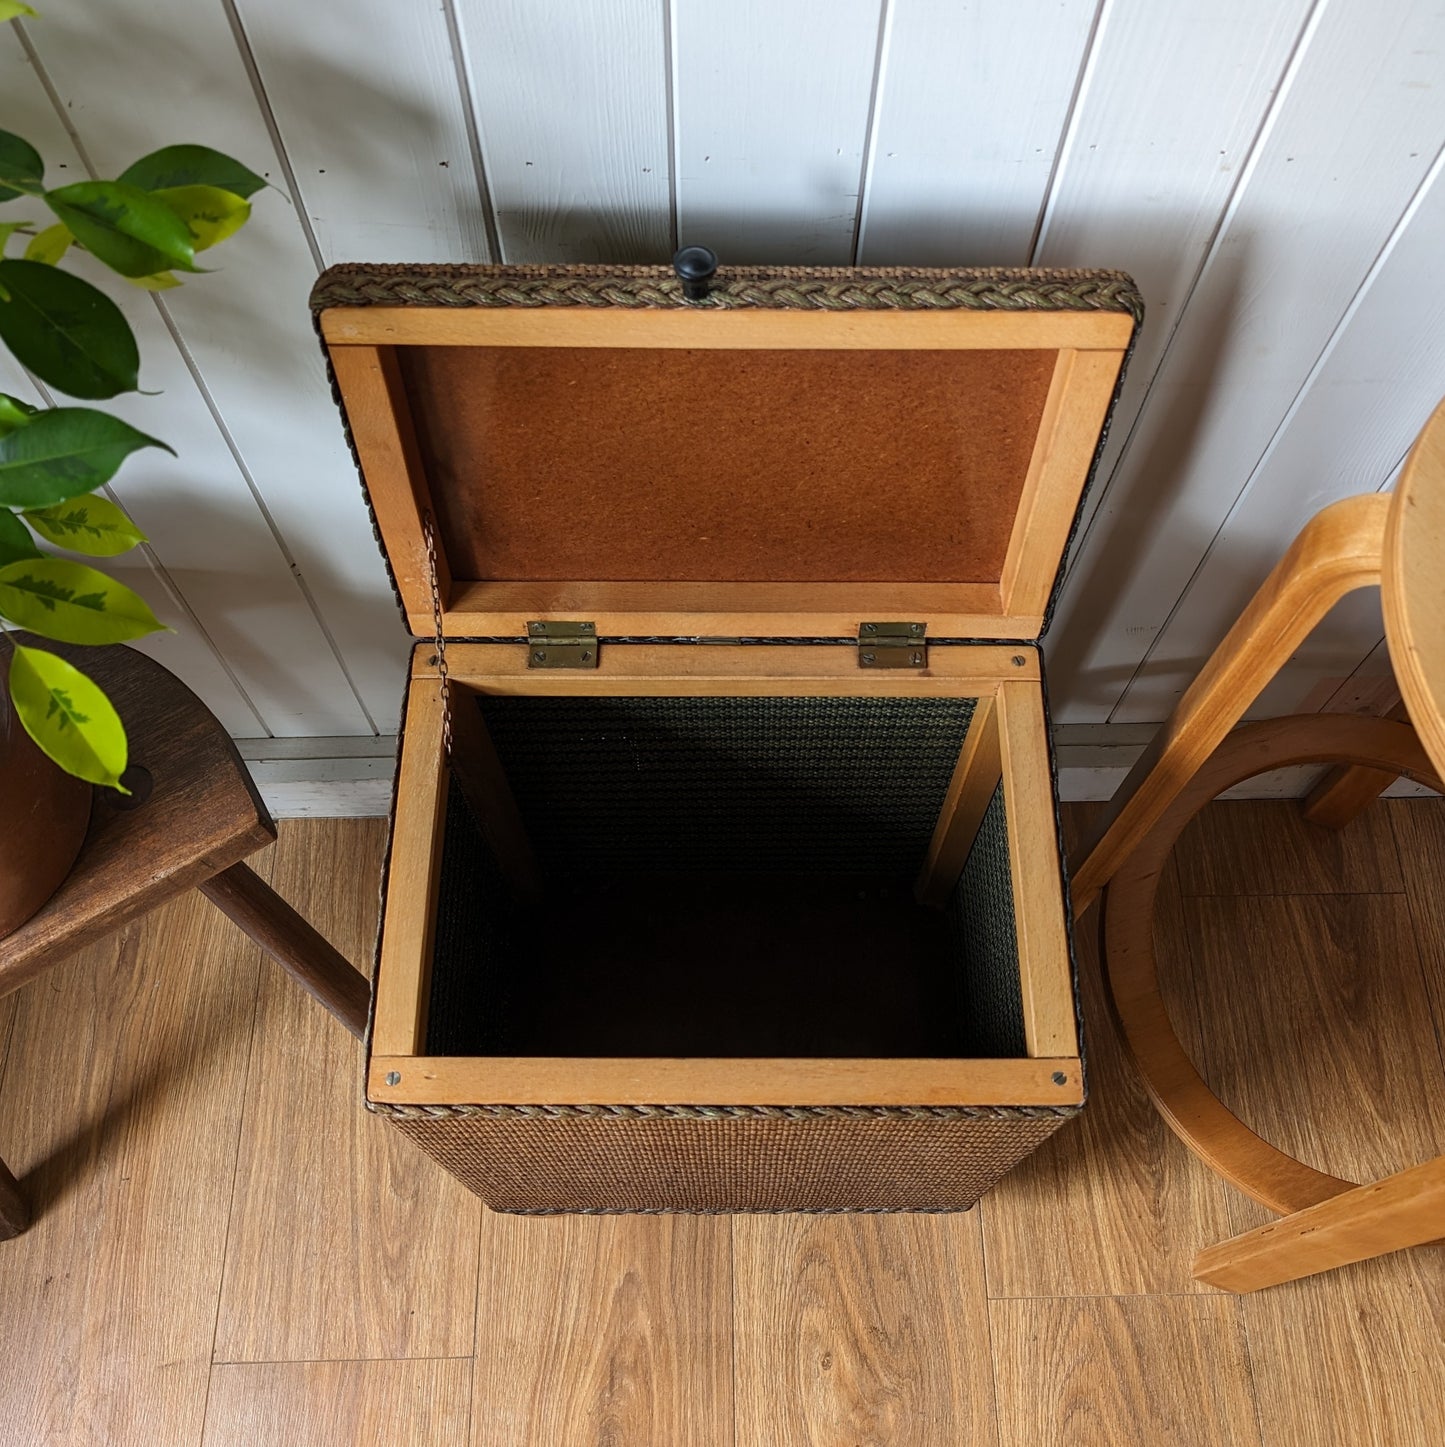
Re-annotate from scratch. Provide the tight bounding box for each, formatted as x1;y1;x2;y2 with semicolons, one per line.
1070;399;1445;1293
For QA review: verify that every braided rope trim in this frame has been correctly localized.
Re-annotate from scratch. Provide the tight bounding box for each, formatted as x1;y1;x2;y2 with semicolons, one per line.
369;1101;1078;1121
311;262;1142;323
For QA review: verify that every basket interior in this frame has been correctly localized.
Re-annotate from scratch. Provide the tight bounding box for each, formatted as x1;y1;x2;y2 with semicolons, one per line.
425;693;1028;1060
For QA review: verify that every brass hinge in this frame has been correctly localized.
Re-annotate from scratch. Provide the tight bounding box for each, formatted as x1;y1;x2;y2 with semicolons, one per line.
858;621;927;669
526;621;599;669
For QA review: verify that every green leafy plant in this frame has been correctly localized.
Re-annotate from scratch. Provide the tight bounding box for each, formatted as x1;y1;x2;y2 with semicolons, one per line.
1;84;263;789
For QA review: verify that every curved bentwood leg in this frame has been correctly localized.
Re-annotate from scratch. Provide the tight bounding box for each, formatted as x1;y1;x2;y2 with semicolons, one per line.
1100;714;1445;1291
1070;493;1390;917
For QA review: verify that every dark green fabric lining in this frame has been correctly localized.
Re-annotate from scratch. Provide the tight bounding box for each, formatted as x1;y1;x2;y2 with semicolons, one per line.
948;784;1026;1056
425;694;1027;1061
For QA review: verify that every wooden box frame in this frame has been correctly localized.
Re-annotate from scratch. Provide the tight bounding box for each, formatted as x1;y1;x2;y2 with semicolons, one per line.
369;643;1082;1111
314;262;1139;1212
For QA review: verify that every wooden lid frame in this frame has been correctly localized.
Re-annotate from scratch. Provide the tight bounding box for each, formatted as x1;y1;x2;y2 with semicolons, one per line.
315;265;1139;641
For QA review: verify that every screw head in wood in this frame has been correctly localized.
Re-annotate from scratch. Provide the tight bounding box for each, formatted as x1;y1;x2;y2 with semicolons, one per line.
1012;655;1026;667
1051;1071;1067;1086
385;1071;401;1086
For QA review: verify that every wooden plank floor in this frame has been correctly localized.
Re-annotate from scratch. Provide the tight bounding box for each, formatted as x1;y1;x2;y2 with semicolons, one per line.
0;804;1442;1445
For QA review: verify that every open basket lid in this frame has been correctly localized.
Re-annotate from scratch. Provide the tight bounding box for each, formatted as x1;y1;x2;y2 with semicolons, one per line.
313;263;1140;643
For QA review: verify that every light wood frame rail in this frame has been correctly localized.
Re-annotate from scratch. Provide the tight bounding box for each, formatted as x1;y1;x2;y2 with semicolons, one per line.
321;305;1128;640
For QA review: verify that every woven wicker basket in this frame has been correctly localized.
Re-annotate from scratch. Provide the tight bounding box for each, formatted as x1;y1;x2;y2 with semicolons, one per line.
314;261;1141;1213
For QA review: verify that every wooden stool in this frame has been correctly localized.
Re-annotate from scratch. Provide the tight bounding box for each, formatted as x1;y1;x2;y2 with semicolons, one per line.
0;642;371;1240
1071;397;1445;1293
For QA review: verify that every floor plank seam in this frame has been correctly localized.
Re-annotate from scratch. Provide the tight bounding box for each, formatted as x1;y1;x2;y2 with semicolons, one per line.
202;924;270;1389
979;1289;1007;1447
726;1217;738;1447
210;1355;480;1367
982;1290;1236;1301
464;1202;486;1446
1174;888;1408;899
1235;1294;1271;1447
1387;810;1445;1083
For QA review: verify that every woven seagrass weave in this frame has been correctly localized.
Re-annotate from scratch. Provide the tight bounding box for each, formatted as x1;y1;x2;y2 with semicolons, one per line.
373;1106;1070;1214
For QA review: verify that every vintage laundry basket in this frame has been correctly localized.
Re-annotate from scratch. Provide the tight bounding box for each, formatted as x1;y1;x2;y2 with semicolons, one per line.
313;260;1141;1213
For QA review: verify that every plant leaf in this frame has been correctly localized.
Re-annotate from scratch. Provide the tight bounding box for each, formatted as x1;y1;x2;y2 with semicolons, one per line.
0;128;43;202
0;2;40;22
0;508;40;565
154;184;250;252
0;391;38;434
25;494;147;556
8;644;129;789
0;406;170;507
45;180;198;278
118;144;266;200
0;556;165;643
127;271;180;291
0;259;140;398
0;219;29;252
24;221;71;265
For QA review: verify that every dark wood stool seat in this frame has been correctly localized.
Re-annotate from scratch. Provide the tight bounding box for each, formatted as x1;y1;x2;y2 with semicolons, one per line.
0;642;370;1239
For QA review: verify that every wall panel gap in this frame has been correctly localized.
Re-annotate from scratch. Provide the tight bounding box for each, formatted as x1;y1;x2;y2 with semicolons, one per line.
1025;0;1109;266
850;0;894;266
1056;0;1331;587
442;0;503;263
219;0;325;272
1108;140;1445;724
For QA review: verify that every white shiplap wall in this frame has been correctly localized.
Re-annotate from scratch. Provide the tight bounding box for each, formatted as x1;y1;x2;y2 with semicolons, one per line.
3;0;1443;759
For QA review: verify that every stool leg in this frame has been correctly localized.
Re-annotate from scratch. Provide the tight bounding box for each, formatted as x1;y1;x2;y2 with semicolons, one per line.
0;1152;30;1240
1302;761;1397;828
1070;493;1390;916
1302;700;1410;829
1193;1154;1445;1292
199;863;369;1040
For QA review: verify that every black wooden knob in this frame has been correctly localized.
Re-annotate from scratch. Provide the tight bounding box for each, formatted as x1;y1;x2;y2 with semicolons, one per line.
673;245;718;301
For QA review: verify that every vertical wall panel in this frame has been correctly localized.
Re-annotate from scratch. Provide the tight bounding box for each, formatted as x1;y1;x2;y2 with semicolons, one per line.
1035;0;1315;561
456;0;671;262
858;0;1097;266
1047;0;1445;722
1;31;367;736
1114;154;1445;723
674;0;884;264
234;0;493;264
21;2;409;733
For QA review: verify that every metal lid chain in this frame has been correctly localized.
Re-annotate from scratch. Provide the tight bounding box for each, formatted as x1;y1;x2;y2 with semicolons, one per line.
422;511;454;759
